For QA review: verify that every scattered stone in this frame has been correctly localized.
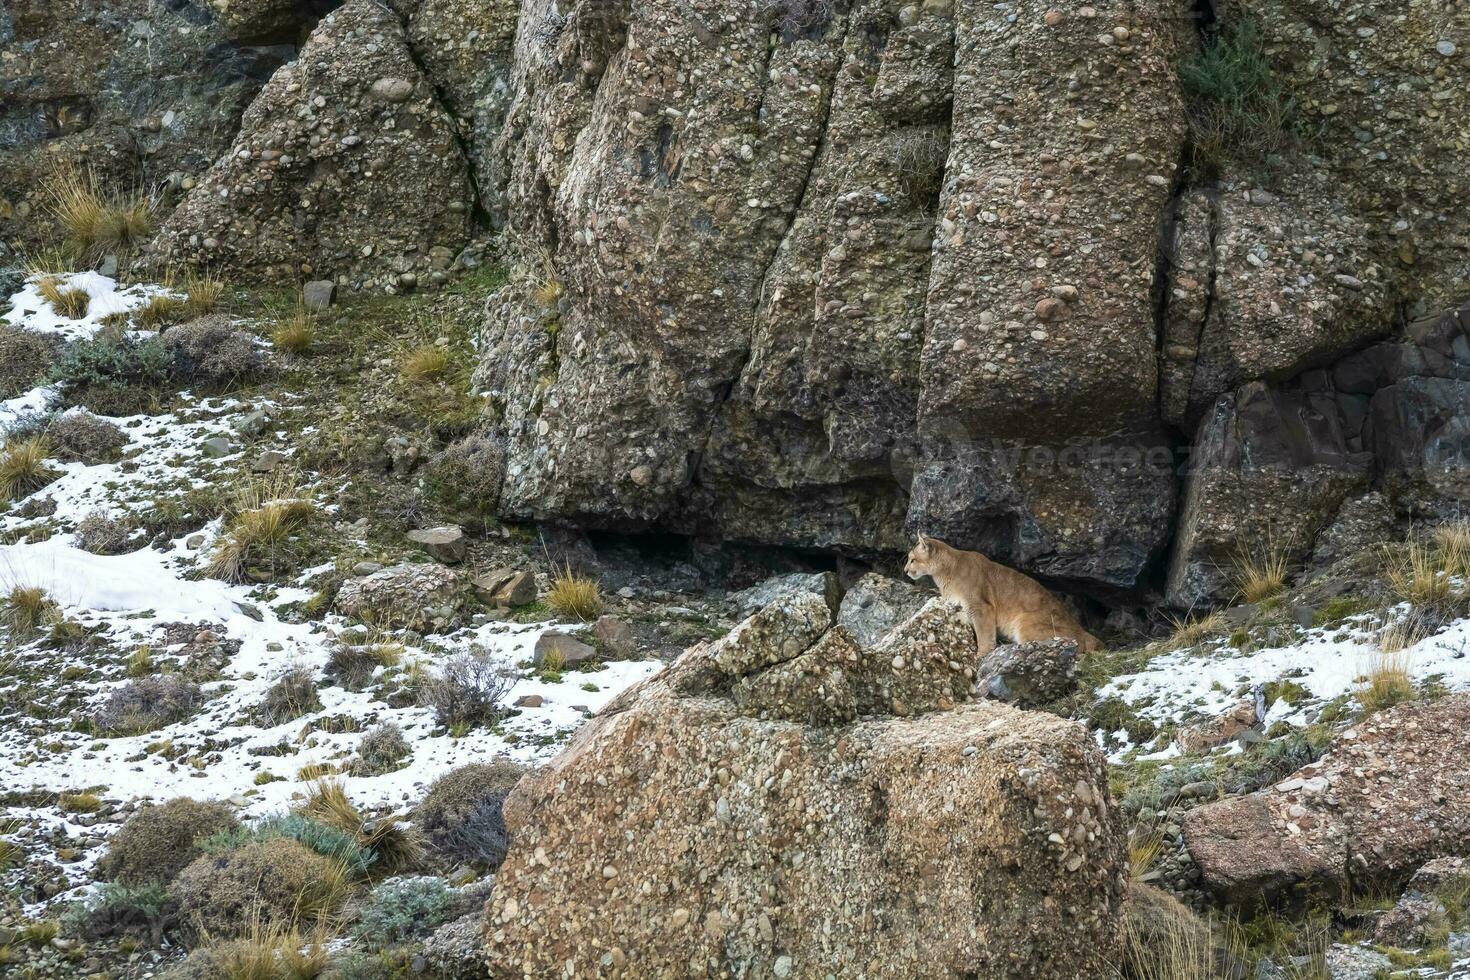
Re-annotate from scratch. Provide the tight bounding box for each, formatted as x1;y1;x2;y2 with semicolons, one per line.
303;280;336;311
513;695;543;708
335;562;461;631
533;631;596;668
407;525;467;564
201;437;234;458
593;615;635;658
472;568;535;606
251;450;287;472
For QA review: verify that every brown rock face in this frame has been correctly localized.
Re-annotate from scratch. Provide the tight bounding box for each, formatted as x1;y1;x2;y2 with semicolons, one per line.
1183;695;1470;905
484;593;1127;977
474;0;1190;589
149;0;473;285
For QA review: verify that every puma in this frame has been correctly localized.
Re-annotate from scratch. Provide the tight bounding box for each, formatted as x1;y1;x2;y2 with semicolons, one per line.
903;534;1102;655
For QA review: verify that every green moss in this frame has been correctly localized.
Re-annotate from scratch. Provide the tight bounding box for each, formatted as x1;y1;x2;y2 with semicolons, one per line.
1313;596;1374;629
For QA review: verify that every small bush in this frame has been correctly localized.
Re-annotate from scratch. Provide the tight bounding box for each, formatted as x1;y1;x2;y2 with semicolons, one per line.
415;759;526;870
271;309;315;355
355;723;410;776
45;411;129;462
1160;610;1224;652
353;877;456;949
75;510;138;555
73;881;177;945
173;837;348;940
1179;16;1295;172
1383;539;1460;611
58;791;101;813
421;646;518;730
95;674;201;735
0;327;58;399
400;345;449;382
258;665;322;726
0;435;59;501
48;333;171;394
3;584;60;635
423;433;504;517
546;563;602;621
97;797;239;886
163;314;262;387
203;813;377;878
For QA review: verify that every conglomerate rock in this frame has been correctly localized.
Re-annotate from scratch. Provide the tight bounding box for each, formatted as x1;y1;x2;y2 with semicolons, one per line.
484;592;1127;977
1182;694;1470;905
149;0;473;287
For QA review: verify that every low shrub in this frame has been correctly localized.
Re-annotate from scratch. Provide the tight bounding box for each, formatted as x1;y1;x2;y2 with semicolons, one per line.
352;877;457;949
0;327;57;399
45;411;129;462
1179;16;1295;172
173;837;348;941
95;674;201;735
97;797;239;886
415;760;526;870
48;334;171;408
3;584;60;636
202;813;376;878
422;433;504;518
302;780;421;876
326;638;400;692
355;723;410;776
75;510;138;555
546;562;602;621
162;314;262;387
420;646;517;730
258;665;322;726
72;882;177;944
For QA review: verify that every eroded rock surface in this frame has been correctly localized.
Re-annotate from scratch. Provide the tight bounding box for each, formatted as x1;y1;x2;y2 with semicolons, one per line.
1182;695;1470;904
150;0;473;286
484;592;1126;977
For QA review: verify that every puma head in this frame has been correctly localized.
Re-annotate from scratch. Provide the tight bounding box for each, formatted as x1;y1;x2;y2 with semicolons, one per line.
904;534;936;581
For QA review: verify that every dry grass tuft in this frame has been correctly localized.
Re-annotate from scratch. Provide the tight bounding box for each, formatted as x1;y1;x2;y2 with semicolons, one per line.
0;435;58;501
135;293;187;330
301;780;421;877
546;562;603;621
1230;539;1289;604
2;585;60;636
36;276;91;319
1129;830;1164;882
1378;609;1436;654
399;345;449;382
42;166;152;256
1358;649;1415;714
207;478;314;583
1160;610;1225;651
183;271;227;318
208;921;330;980
271;309;315;355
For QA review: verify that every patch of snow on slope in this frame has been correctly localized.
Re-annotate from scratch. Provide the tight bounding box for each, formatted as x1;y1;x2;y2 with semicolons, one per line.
4;271;174;341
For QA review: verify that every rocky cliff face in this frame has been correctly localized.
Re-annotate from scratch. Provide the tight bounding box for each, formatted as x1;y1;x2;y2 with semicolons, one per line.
3;0;1468;603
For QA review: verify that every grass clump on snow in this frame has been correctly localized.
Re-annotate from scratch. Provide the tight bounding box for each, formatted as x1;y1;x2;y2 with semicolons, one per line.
207;476;315;583
1230;538;1289;605
1358;650;1416;714
36;276;91;319
257;664;322;726
2;584;61;636
0;435;59;501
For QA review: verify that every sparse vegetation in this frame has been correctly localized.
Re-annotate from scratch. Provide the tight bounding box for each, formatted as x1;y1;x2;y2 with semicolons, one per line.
58;791;102;813
300;780;421;876
1179;16;1295;172
184;270;227;318
135;292;188;329
421;646;518;730
42;165;153;257
399;344;449;381
546;562;602;621
352;877;456;950
0;325;58;399
1160;610;1224;651
0;434;58;501
355;722;410;776
207;480;315;583
1358;650;1416;714
415;759;525;870
97;797;239;886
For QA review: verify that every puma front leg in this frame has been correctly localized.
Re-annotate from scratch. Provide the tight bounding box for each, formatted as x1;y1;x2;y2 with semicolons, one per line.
967;602;997;655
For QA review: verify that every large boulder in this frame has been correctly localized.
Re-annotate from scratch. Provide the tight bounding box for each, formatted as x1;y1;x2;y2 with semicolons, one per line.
1182;695;1470;905
0;0;279;246
150;0;473;286
484;593;1127;977
1167;381;1371;607
474;0;1190;590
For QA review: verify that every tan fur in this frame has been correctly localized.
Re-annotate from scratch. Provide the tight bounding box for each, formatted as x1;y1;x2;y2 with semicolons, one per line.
903;535;1103;655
